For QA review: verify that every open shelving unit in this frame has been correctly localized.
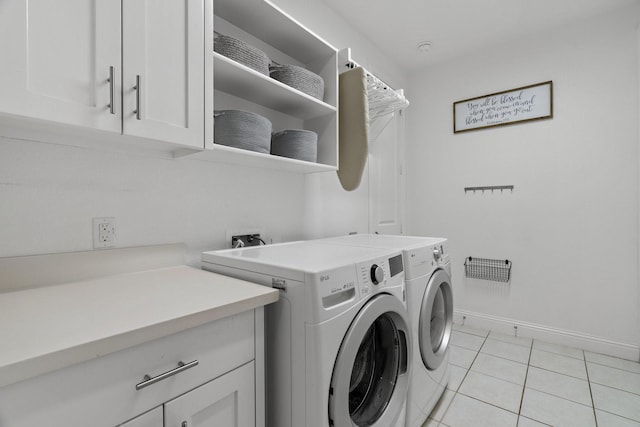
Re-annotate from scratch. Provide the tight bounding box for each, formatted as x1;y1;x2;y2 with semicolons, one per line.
194;0;339;174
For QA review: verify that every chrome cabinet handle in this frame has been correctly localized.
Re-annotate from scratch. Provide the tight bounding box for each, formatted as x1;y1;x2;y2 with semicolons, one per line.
107;66;116;115
135;360;199;390
133;74;141;120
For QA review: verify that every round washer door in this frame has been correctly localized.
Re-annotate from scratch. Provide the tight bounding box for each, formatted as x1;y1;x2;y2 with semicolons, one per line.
329;293;411;427
419;268;454;371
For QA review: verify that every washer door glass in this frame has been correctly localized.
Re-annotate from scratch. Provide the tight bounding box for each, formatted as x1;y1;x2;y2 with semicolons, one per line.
349;313;399;424
419;269;453;371
329;294;411;427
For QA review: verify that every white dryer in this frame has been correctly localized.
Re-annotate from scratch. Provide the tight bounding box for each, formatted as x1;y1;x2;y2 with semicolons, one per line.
319;235;454;427
202;241;412;427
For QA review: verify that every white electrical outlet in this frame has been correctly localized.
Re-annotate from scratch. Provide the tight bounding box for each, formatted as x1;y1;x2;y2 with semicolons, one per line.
93;217;116;249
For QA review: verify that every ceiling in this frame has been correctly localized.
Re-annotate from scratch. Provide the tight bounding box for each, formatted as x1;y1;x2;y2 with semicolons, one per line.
321;0;639;71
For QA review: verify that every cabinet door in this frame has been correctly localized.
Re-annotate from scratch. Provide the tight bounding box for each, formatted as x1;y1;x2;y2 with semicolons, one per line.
122;0;204;149
165;362;255;427
118;407;163;427
0;0;121;132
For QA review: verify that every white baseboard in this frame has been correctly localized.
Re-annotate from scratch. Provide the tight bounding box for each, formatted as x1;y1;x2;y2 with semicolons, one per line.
454;309;640;362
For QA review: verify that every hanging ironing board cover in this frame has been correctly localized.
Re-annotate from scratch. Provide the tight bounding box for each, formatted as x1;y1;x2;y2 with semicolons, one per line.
337;66;369;191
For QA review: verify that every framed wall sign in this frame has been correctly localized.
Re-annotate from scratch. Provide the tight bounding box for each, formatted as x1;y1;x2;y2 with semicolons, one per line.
453;81;553;133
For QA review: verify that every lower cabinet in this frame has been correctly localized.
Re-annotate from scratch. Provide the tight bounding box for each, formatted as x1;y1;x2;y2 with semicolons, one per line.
0;309;264;427
120;407;164;427
121;362;254;427
165;361;255;427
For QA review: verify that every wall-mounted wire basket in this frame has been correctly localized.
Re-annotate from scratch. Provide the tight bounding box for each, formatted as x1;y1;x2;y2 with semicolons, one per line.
464;257;512;283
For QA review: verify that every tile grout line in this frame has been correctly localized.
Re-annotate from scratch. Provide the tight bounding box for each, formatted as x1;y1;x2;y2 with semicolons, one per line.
472;335;532;363
515;338;534;427
464;336;532;387
583;349;599;427
584;360;640;396
461;364;526;388
438;332;490;425
528;364;589;382
435;390;456;426
454;394;522;417
596;408;640;424
521;384;599;410
447;331;546;424
585;357;640;375
587;379;640;398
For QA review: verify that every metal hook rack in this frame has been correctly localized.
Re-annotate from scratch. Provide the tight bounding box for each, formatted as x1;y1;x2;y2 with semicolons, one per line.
464;185;514;194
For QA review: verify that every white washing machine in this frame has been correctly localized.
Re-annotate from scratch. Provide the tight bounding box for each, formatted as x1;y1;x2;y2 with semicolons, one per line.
319;235;454;427
202;241;412;427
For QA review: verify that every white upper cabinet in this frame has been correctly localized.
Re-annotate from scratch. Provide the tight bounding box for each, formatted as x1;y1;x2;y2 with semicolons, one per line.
0;0;122;132
0;0;204;152
122;0;204;147
0;0;338;170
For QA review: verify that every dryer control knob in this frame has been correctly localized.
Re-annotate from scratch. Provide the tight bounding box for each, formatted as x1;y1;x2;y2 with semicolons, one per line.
370;264;385;285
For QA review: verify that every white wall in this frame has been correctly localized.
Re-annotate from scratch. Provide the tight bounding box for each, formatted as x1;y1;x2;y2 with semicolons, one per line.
406;6;640;357
0;137;306;265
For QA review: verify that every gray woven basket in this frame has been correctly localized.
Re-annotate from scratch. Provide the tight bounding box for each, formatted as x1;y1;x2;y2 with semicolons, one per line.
271;129;318;162
214;110;272;154
214;34;270;76
270;64;324;101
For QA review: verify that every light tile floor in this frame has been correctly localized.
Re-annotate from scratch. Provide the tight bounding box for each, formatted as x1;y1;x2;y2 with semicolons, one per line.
422;324;640;427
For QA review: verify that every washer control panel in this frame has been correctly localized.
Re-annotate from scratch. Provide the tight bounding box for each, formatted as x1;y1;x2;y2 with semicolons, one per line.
370;264;385;284
434;243;448;266
356;253;403;297
403;241;448;279
433;247;442;262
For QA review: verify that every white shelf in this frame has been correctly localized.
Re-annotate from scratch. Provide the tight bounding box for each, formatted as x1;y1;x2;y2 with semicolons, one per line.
194;143;336;174
214;53;336;121
214;0;333;64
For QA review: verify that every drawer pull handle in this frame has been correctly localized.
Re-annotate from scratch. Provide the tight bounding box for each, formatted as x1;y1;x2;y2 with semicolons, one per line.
135;360;199;390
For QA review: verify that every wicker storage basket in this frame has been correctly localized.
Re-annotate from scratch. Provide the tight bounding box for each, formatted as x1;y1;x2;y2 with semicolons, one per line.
214;110;272;154
271;129;318;162
269;64;324;101
214;34;270;76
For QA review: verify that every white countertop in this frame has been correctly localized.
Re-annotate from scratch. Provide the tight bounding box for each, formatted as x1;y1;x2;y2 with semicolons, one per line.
0;265;278;388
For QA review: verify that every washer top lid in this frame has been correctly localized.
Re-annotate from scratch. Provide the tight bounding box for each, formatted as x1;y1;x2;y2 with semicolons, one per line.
321;234;446;250
202;240;399;275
